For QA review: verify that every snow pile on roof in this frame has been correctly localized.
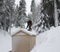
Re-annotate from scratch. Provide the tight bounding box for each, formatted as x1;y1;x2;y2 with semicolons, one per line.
20;29;37;35
11;26;37;35
31;26;60;52
0;30;12;52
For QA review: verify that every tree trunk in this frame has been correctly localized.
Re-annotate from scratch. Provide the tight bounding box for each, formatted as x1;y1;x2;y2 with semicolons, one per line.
54;0;58;27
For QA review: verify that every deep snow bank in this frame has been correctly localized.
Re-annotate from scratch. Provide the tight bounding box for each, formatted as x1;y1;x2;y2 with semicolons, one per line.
31;26;60;52
0;30;12;52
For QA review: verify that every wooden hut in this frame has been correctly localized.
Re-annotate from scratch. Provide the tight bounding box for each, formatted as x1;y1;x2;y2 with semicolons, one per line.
12;29;36;52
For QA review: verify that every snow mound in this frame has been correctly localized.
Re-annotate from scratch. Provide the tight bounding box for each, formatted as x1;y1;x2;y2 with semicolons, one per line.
31;26;60;52
11;26;21;35
0;30;12;52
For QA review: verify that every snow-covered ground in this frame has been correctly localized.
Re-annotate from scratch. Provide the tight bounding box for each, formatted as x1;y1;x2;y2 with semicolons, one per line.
31;26;60;52
11;26;21;35
1;26;60;52
0;30;12;52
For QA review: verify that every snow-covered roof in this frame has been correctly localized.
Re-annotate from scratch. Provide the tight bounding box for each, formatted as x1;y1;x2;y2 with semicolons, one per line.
11;26;37;36
31;26;60;52
12;28;37;37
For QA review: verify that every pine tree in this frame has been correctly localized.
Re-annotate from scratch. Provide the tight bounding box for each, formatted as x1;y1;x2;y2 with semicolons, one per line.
30;0;50;33
42;0;59;27
31;0;35;13
32;4;50;33
14;5;19;27
0;0;15;31
56;0;60;25
4;0;15;31
16;0;26;28
31;0;36;24
0;0;4;29
42;0;54;27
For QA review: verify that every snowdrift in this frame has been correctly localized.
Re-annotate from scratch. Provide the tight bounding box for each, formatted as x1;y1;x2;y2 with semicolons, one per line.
0;30;12;52
31;26;60;52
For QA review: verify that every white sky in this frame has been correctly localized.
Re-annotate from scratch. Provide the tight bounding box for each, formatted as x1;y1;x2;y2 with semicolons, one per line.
15;0;41;15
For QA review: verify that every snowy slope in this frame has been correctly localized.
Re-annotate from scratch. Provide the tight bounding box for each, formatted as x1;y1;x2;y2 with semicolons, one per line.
11;26;21;35
0;30;12;52
31;26;60;52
